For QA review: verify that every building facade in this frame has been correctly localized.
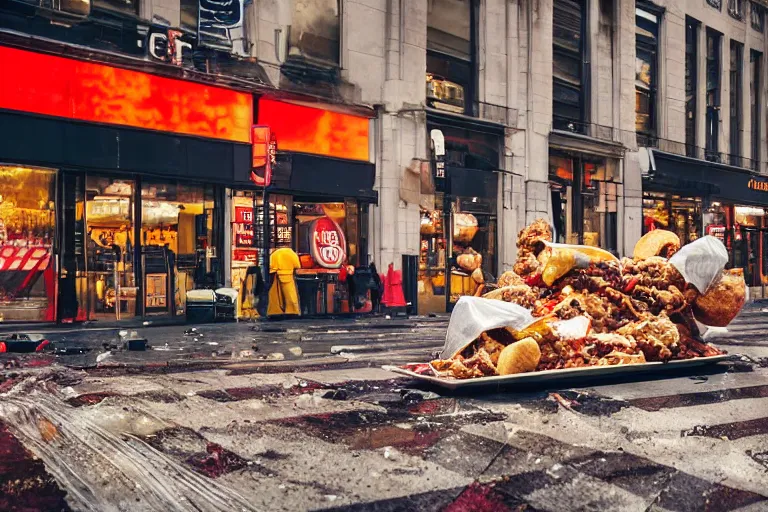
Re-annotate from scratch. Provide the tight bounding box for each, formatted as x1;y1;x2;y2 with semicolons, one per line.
2;0;768;323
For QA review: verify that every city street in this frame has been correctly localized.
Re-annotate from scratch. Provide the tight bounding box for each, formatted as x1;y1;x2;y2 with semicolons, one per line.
2;308;768;511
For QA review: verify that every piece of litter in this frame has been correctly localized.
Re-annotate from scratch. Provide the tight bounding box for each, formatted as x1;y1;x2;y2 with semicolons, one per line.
325;495;338;502
207;342;219;346
288;347;303;356
267;352;285;361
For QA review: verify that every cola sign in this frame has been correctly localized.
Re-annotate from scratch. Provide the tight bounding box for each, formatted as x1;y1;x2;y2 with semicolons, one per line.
309;216;346;269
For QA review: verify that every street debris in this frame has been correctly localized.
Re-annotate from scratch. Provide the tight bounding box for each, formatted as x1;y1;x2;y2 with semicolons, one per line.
186;442;249;478
37;418;58;443
288;346;303;356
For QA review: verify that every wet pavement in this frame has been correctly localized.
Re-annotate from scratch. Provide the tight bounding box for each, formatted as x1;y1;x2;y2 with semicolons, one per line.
1;308;768;511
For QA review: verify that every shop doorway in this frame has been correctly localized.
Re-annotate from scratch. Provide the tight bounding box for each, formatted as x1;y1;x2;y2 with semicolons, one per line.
84;177;137;321
735;226;761;287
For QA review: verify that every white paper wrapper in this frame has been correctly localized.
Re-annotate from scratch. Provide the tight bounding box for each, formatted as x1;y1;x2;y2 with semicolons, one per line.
668;235;728;294
441;296;534;358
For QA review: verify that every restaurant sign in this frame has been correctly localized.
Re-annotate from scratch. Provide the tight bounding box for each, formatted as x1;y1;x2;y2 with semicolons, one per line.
309;216;346;269
748;178;768;192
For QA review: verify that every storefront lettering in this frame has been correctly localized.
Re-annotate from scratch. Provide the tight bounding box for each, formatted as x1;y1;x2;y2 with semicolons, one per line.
747;178;768;192
148;29;193;66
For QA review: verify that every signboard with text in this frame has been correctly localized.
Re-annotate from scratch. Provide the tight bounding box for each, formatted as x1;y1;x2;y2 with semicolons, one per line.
308;216;346;269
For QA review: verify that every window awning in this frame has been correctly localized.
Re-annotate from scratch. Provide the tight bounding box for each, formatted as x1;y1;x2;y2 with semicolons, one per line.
644;149;768;206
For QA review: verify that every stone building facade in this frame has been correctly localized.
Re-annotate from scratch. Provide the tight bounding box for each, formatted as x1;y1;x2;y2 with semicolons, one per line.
3;0;768;321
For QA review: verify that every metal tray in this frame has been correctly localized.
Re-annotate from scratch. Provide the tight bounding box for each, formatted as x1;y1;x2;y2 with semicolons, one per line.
383;355;729;390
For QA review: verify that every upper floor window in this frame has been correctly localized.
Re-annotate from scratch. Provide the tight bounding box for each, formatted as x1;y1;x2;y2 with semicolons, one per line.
685;18;699;157
636;5;659;142
729;40;744;165
728;0;746;20
288;0;340;65
750;50;762;170
707;0;723;10
427;0;475;116
92;0;138;16
553;0;586;132
752;2;765;32
706;29;723;161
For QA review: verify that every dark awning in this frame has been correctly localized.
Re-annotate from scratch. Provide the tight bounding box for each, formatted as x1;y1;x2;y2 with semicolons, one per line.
447;166;499;199
645;150;768;206
268;152;378;202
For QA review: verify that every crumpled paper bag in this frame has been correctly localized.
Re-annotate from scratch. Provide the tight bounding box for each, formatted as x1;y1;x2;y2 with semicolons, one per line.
668;235;729;294
441;296;534;358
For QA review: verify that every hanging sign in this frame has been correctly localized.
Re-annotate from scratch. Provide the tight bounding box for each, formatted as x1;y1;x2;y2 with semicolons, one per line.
251;126;275;187
309;216;346;269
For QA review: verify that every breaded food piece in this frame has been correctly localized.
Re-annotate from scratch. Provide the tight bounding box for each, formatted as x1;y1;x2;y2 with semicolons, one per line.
496;337;541;375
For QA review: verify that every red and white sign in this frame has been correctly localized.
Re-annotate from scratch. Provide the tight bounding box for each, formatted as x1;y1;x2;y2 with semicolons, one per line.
233;207;254;247
233;249;259;263
309;217;346;269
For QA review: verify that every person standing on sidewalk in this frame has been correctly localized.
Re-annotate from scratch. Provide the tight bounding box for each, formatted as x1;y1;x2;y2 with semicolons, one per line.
267;247;301;316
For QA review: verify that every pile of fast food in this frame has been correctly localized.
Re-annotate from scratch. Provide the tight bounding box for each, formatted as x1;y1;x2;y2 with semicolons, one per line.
427;220;745;380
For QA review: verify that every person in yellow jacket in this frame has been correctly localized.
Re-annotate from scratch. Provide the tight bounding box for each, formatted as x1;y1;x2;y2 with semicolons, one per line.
267;247;302;316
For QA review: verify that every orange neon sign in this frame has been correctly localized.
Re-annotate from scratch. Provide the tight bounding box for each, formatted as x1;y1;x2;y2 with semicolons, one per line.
0;45;252;143
257;99;370;161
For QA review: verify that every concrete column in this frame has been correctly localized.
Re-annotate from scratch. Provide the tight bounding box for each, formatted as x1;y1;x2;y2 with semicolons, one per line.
524;0;553;226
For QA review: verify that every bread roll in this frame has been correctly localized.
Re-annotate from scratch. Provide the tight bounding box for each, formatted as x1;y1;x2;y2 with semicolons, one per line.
692;268;746;327
633;230;681;260
496;337;541;375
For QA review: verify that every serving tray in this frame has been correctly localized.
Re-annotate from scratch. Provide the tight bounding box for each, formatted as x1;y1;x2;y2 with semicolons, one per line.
383;355;729;390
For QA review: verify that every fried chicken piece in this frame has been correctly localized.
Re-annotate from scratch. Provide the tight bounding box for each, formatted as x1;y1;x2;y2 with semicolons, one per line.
461;348;497;376
477;331;508;364
513;253;540;278
617;314;679;361
501;284;539;309
622;257;686;291
517;218;552;254
430;358;483;379
631;284;687;315
498;270;525;288
597;350;647;366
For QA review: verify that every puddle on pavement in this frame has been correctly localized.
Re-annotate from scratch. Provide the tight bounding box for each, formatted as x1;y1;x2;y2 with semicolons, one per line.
0;422;70;511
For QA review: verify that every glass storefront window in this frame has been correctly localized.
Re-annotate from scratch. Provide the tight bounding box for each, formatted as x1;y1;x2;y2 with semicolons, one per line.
549;153;618;252
0;166;56;322
419;200;447;315
85;176;137;320
643;192;702;245
141;181;216;315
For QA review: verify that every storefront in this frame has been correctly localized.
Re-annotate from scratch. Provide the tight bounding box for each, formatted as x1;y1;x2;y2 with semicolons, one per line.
252;99;377;316
643;150;768;290
0;44;252;323
419;114;503;314
547;139;624;254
